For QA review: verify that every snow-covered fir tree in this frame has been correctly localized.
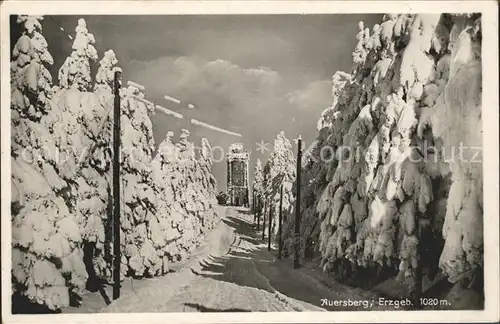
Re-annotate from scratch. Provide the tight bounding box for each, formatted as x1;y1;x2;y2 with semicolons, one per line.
11;15;88;311
119;83;161;277
265;131;296;239
253;159;265;215
282;14;483;303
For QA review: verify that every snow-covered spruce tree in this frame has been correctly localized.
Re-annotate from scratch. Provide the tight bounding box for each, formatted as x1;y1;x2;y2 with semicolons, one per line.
181;132;220;252
282;71;353;260
94;50;119;93
261;160;272;235
173;130;221;257
54;19;120;287
151;130;181;273
82;49;121;282
173;129;202;258
198;137;219;230
264;132;296;244
119;83;161;278
253;159;265;217
316;14;443;290
151;130;220;267
421;14;483;285
283;14;483;299
11;15;87;311
53;17;100;180
53;16;101;187
58;18;98;91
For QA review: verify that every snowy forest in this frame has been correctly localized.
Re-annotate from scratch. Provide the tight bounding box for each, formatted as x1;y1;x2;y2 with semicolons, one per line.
10;16;219;311
9;11;485;313
253;13;484;307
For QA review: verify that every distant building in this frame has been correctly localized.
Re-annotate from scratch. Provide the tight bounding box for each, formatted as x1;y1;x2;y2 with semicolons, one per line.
226;143;250;207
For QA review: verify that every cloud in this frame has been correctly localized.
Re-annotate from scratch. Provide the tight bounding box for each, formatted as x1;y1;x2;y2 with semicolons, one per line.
128;55;331;133
126;55;333;187
286;79;332;111
128;56;288;136
39;14;382;189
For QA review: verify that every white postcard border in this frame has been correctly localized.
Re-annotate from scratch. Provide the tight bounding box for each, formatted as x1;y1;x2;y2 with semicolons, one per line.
1;1;498;323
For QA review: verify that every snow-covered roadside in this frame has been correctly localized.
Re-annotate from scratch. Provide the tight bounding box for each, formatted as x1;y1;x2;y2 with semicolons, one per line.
61;206;229;313
67;207;419;313
109;209;316;313
100;206;231;313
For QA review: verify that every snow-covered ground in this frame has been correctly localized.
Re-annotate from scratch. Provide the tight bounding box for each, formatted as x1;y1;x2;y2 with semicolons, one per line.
59;207;410;313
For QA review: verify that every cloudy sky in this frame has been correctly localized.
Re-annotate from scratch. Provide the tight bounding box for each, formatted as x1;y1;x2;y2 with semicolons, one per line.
11;14;381;189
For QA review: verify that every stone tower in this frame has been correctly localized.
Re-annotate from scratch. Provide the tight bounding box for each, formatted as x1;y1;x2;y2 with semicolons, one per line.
226;143;250;207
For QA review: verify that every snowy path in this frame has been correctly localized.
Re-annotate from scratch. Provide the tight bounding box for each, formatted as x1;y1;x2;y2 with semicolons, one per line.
98;207;392;312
